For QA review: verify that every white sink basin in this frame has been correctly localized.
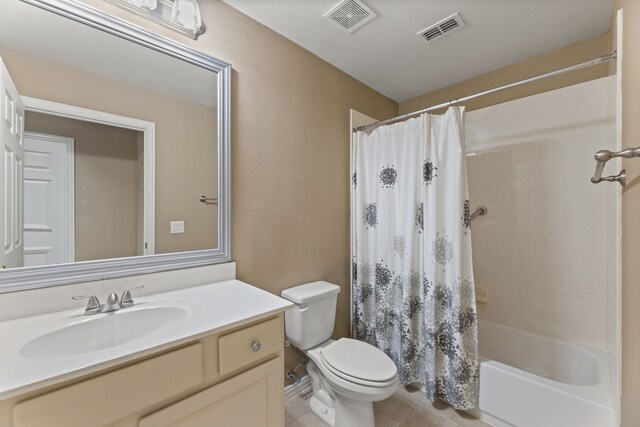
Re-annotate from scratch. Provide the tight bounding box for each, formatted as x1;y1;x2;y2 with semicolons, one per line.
20;306;188;360
0;279;294;400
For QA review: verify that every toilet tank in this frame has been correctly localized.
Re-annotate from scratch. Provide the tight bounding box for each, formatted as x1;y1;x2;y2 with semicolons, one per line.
281;281;341;350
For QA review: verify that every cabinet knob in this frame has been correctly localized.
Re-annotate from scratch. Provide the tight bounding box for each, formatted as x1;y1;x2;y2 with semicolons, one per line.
251;341;262;352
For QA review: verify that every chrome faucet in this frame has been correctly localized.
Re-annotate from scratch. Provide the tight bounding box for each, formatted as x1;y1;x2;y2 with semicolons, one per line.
103;292;122;313
72;286;144;315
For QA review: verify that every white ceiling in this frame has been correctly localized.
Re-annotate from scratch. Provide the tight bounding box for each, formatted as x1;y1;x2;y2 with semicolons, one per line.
0;0;217;107
222;0;613;103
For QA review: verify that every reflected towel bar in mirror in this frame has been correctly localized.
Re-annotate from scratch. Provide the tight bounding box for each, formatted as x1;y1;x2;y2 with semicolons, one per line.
199;195;218;204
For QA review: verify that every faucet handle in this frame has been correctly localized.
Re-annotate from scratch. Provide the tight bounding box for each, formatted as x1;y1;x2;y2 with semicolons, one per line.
72;294;101;315
120;285;144;308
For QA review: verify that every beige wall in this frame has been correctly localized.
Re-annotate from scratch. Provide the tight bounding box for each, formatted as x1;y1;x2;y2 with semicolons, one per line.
611;2;640;426
399;33;611;115
0;48;218;255
25;112;140;261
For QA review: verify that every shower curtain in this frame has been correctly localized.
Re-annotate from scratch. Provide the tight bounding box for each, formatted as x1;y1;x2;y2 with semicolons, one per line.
352;107;479;409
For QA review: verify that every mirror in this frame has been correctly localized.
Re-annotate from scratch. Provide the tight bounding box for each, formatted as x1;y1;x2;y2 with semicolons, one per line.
0;0;230;292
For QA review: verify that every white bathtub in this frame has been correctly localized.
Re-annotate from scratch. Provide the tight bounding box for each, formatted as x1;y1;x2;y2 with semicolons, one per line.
468;320;616;427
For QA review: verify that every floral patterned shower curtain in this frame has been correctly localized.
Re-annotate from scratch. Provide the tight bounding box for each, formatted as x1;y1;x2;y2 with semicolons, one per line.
352;107;479;410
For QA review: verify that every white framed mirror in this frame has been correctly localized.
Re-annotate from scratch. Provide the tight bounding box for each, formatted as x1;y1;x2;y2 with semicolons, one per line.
0;0;231;292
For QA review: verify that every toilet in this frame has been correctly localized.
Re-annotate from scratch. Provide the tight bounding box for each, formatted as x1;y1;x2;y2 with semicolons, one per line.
281;281;398;427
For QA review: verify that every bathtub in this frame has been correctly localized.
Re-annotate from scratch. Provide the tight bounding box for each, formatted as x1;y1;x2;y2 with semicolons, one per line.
468;320;616;427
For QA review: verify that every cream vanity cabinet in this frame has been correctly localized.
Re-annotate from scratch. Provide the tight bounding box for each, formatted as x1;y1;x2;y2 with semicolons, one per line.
4;315;285;427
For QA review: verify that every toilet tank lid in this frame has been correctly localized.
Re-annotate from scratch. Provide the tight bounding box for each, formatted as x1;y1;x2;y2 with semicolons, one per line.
281;281;341;304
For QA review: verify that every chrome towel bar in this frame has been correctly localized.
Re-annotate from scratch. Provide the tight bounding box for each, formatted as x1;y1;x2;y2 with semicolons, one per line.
591;147;640;186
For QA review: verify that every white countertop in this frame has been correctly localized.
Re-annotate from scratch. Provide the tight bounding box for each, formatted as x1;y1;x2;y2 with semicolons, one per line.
0;279;293;400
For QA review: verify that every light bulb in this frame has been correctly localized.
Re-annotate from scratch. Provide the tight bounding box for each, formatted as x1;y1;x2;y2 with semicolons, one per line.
172;0;202;31
125;0;158;11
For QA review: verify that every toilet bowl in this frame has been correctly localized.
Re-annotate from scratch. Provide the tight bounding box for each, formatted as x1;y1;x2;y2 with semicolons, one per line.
304;338;398;427
281;281;398;427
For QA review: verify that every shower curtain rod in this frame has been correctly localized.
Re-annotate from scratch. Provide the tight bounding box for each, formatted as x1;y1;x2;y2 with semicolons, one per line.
353;52;617;133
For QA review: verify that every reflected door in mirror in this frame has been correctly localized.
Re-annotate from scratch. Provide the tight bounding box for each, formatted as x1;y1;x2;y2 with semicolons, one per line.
0;59;25;270
23;133;73;267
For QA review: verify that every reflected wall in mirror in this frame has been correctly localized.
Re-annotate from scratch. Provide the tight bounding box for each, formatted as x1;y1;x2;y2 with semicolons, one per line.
0;0;221;271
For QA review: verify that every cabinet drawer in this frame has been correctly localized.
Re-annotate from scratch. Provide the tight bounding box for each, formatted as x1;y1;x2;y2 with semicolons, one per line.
218;317;281;375
13;343;203;427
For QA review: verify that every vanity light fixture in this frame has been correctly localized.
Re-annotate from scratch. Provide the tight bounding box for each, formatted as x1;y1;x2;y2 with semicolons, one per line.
105;0;205;39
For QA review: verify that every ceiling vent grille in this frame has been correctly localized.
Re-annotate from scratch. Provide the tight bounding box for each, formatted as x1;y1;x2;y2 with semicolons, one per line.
417;12;466;44
323;0;377;34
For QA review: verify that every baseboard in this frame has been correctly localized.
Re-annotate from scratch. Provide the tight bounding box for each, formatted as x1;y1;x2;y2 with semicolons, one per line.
284;374;312;403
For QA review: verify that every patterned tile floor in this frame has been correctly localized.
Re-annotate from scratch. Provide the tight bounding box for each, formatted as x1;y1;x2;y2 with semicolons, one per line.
285;385;492;427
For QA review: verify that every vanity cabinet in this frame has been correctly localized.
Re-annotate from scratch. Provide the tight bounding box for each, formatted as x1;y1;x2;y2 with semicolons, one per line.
4;314;285;427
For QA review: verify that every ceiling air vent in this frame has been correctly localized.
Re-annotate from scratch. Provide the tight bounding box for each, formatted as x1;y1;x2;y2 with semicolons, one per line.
417;12;466;44
323;0;377;34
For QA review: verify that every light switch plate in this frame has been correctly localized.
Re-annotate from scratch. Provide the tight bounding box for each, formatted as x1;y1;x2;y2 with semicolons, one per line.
170;220;185;234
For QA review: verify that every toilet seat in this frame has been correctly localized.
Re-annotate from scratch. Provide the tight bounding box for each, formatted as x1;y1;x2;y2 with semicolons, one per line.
319;338;398;387
321;358;398;387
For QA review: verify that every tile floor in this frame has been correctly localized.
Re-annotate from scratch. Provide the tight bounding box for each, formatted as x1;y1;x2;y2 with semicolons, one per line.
285;385;492;427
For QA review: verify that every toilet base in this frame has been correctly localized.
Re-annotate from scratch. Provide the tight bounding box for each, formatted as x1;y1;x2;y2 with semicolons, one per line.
334;396;375;427
306;355;377;427
309;392;375;427
310;395;336;426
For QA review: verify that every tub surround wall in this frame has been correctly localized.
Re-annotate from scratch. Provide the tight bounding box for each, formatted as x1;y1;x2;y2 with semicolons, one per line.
465;77;617;351
462;78;618;427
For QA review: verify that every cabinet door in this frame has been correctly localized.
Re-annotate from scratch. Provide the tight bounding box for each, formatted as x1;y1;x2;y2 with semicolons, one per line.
139;357;283;427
